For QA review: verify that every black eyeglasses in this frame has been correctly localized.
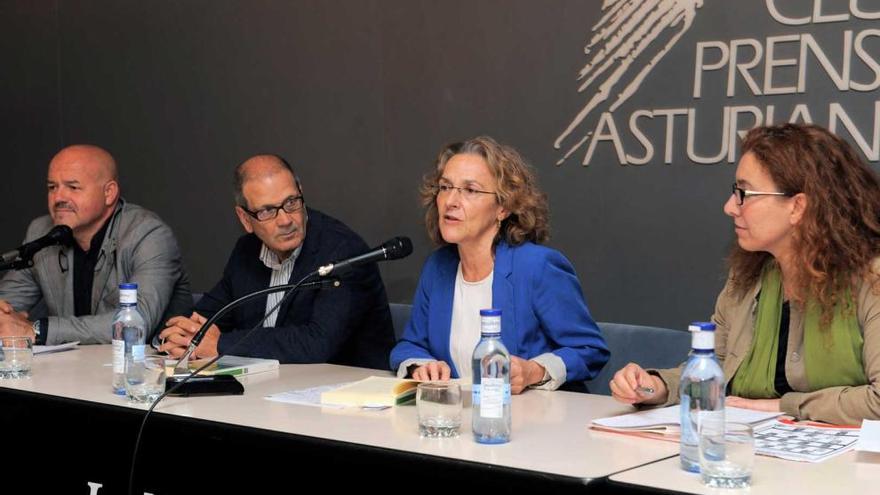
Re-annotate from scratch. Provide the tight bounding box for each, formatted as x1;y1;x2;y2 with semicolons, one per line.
241;195;305;221
731;184;791;206
433;183;496;200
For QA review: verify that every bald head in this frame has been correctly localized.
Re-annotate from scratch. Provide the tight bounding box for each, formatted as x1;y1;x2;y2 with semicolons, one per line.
47;144;120;249
50;145;118;183
233;154;300;208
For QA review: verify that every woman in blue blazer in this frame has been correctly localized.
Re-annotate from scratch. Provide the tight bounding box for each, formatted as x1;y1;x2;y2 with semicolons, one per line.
390;136;609;393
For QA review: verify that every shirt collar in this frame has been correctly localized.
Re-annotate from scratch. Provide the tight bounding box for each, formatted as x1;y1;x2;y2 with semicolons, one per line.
259;243;302;270
73;214;112;260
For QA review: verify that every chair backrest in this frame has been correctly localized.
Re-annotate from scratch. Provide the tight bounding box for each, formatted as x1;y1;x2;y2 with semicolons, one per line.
389;303;413;340
584;321;691;396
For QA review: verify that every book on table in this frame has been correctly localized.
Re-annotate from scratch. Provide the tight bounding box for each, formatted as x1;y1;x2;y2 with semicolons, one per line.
320;376;418;407
169;355;280;377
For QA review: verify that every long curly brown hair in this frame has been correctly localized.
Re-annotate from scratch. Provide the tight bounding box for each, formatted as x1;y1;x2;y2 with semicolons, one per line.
728;124;880;323
420;136;550;247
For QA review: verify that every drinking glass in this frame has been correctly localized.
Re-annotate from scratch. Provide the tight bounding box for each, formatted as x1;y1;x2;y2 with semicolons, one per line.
0;336;33;379
699;421;755;489
417;382;462;438
125;355;166;403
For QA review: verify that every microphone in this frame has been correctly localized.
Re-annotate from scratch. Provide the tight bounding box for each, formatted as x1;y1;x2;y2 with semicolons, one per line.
173;235;413;373
0;225;73;264
318;236;413;277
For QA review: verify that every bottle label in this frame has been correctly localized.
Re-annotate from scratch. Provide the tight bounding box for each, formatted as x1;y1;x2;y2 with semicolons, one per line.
112;339;125;373
119;289;137;305
480;315;501;335
476;378;508;418
692;331;715;351
131;344;146;361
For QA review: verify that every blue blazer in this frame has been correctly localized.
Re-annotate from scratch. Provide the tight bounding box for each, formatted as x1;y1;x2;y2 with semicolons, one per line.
390;241;609;382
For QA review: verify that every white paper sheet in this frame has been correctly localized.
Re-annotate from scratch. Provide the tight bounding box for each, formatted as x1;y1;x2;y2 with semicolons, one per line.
856;419;880;453
592;405;782;429
34;341;79;355
264;382;351;408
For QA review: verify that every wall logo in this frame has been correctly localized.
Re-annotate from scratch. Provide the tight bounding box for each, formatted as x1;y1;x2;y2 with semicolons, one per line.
556;1;880;167
555;0;703;165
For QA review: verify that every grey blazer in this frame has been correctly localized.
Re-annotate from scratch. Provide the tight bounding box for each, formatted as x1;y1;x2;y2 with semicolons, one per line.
0;199;192;344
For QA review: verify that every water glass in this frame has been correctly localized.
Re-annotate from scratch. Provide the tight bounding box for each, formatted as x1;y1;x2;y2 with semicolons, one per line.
417;382;462;438
0;336;33;379
125;355;166;403
699;421;755;489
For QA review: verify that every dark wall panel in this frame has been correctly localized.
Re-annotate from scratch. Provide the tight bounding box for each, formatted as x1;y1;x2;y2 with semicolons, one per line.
3;0;879;330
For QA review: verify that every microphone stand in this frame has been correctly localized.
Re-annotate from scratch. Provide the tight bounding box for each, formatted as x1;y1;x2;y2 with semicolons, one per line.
168;278;332;378
126;235;410;493
127;269;335;494
170;276;338;378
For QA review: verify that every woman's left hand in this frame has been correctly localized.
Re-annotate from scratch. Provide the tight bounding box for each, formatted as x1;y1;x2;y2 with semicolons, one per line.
510;356;546;395
726;396;781;412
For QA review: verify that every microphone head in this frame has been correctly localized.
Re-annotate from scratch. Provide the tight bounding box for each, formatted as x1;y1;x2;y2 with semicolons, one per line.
383;236;413;261
47;225;74;246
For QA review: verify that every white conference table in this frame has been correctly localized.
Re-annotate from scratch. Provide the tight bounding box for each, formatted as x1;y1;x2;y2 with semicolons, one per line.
609;449;880;494
1;344;680;492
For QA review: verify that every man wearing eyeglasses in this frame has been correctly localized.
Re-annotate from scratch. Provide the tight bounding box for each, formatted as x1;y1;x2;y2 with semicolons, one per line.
159;155;394;369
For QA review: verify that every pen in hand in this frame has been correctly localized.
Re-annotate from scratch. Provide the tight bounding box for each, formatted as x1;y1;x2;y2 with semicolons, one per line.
636;385;655;396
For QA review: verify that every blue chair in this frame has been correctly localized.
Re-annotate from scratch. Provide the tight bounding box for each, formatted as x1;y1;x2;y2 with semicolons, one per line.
389;303;412;340
584;322;691;396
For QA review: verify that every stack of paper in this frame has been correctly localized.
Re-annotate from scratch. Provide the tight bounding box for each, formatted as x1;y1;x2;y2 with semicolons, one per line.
320;376;418;407
590;405;782;441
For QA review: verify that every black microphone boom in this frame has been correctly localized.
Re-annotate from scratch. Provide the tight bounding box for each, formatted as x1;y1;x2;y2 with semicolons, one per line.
177;236;412;365
176;276;340;364
318;236;413;277
0;225;73;264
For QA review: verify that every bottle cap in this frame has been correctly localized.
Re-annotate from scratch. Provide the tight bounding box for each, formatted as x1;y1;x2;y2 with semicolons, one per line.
480;308;501;335
689;321;716;350
688;321;716;332
119;283;138;290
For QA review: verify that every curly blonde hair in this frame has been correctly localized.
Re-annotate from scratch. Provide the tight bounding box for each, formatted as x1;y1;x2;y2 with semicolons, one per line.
420;136;550;247
728;124;880;323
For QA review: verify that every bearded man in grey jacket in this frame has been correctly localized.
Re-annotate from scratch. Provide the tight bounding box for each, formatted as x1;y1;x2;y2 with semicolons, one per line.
0;145;191;345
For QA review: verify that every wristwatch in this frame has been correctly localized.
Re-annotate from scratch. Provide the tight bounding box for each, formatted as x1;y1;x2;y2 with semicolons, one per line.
533;370;552;387
32;320;41;337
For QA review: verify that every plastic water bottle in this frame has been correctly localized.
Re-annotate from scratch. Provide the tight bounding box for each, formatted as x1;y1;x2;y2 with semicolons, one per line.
472;308;511;444
679;321;725;472
111;283;147;395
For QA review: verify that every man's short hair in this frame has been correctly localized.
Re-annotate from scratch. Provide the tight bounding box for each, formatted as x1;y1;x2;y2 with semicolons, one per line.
233;154;301;208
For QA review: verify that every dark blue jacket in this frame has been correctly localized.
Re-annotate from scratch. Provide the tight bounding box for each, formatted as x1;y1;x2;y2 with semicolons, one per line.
196;208;394;369
390;241;609;382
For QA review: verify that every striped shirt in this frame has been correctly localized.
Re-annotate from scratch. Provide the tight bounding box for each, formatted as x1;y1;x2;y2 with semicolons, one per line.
258;243;302;327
